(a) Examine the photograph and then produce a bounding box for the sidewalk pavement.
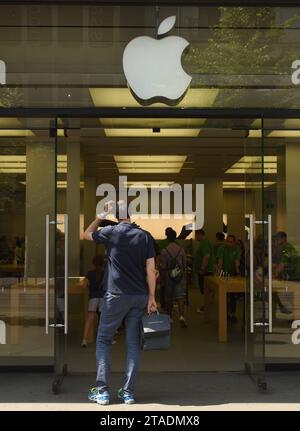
[0,371,300,411]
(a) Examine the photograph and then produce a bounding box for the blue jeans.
[95,292,148,394]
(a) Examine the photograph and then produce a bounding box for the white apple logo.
[123,16,192,106]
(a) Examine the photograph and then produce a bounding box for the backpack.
[165,247,183,283]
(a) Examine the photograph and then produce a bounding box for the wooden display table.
[0,264,24,276]
[204,276,300,342]
[204,276,245,343]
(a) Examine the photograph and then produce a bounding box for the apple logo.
[122,16,192,106]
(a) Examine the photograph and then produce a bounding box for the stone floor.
[1,371,300,410]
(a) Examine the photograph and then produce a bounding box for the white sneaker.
[179,316,188,328]
[81,340,87,347]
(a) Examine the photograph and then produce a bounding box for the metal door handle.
[45,214,69,335]
[268,214,273,333]
[64,214,68,335]
[249,214,273,333]
[45,214,50,334]
[249,214,254,333]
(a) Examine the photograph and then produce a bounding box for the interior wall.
[223,190,245,241]
[193,177,223,243]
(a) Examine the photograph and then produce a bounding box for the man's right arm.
[146,257,157,314]
[83,200,115,242]
[83,217,101,241]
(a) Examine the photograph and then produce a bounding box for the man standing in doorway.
[83,201,157,405]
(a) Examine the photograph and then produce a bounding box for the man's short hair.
[165,227,173,236]
[227,234,236,241]
[166,229,177,242]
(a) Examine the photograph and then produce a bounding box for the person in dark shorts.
[83,200,157,405]
[81,255,105,347]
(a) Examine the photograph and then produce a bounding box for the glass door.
[0,116,56,369]
[49,112,271,391]
[263,117,300,369]
[53,117,86,392]
[244,117,269,390]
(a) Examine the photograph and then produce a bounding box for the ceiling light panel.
[89,88,218,108]
[248,130,262,138]
[284,119,300,129]
[124,181,174,188]
[0,129,34,137]
[223,181,275,189]
[225,156,277,174]
[115,156,186,163]
[268,130,300,138]
[104,128,200,137]
[114,155,187,174]
[118,168,182,174]
[0,155,67,174]
[100,118,206,128]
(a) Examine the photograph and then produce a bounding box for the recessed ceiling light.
[124,181,175,188]
[105,128,200,137]
[268,130,300,138]
[20,181,85,189]
[114,155,187,174]
[223,181,275,189]
[0,155,67,173]
[89,88,219,108]
[284,119,300,128]
[248,130,262,138]
[0,129,34,137]
[225,156,277,174]
[100,118,206,128]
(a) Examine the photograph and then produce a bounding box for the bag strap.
[165,246,182,263]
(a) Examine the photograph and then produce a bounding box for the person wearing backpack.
[159,228,187,328]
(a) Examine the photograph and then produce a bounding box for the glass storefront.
[1,3,300,392]
[0,4,300,109]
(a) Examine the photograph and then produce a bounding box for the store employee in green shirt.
[216,234,241,323]
[275,231,300,281]
[194,229,215,313]
[216,234,241,276]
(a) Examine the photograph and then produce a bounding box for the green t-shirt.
[194,239,215,273]
[281,242,300,280]
[217,244,240,275]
